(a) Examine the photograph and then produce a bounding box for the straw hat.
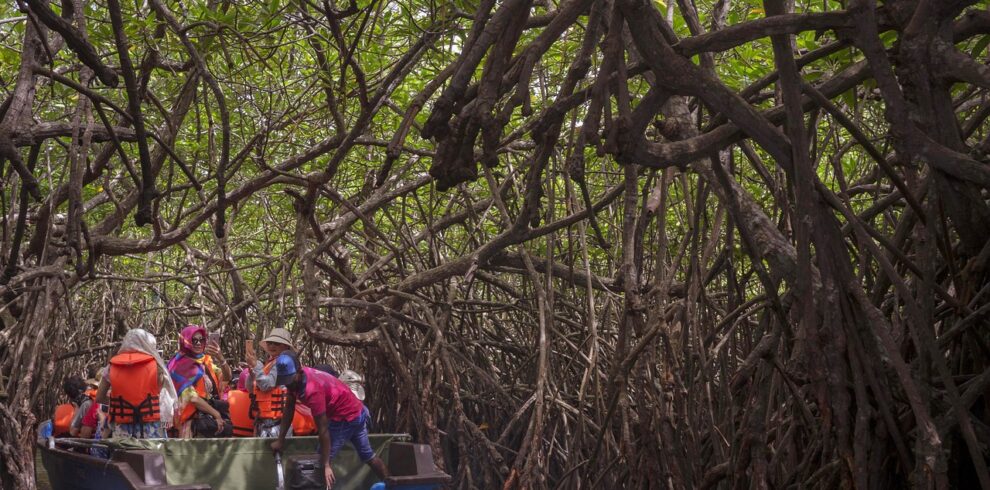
[261,328,294,349]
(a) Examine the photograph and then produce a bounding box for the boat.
[38,434,451,489]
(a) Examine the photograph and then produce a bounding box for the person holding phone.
[167,325,231,438]
[244,328,294,437]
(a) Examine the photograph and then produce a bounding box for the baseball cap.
[273,351,302,387]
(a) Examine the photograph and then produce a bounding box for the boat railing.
[47,437,114,449]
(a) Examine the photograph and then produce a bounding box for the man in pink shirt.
[270,351,388,487]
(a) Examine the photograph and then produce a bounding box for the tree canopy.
[2,0,990,488]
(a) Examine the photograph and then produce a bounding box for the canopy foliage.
[2,0,990,488]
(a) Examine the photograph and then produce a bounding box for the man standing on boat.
[244,327,295,437]
[270,351,389,487]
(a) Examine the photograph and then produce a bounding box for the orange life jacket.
[177,356,221,425]
[53,403,75,436]
[228,389,254,437]
[291,403,317,436]
[108,352,161,424]
[53,388,97,437]
[253,359,286,420]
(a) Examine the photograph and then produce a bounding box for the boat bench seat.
[384,443,452,488]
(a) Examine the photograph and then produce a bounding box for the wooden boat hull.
[38,434,409,490]
[39,444,207,490]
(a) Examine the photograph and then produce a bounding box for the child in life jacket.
[95,329,178,439]
[244,328,296,437]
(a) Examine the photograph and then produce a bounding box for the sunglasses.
[190,336,206,345]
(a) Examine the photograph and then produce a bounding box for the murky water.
[35,451,52,490]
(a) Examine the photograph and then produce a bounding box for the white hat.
[340,369,365,401]
[261,328,294,350]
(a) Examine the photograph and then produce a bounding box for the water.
[35,451,52,490]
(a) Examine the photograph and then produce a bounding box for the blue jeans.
[327,406,374,462]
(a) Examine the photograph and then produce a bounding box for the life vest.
[253,359,286,420]
[228,389,254,437]
[176,356,221,425]
[108,352,161,424]
[291,403,317,436]
[53,404,75,436]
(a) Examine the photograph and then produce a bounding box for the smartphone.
[245,340,254,355]
[208,331,221,345]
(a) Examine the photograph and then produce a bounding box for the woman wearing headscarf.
[167,325,229,438]
[95,329,178,439]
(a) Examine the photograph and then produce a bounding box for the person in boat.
[313,365,367,402]
[77,398,102,439]
[78,372,111,457]
[94,328,178,439]
[314,364,372,432]
[52,375,88,437]
[291,400,318,436]
[68,377,101,438]
[244,327,295,437]
[338,370,367,402]
[218,366,232,402]
[270,351,388,487]
[313,364,339,377]
[227,384,255,438]
[229,358,317,438]
[76,373,105,439]
[236,363,250,390]
[167,325,231,438]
